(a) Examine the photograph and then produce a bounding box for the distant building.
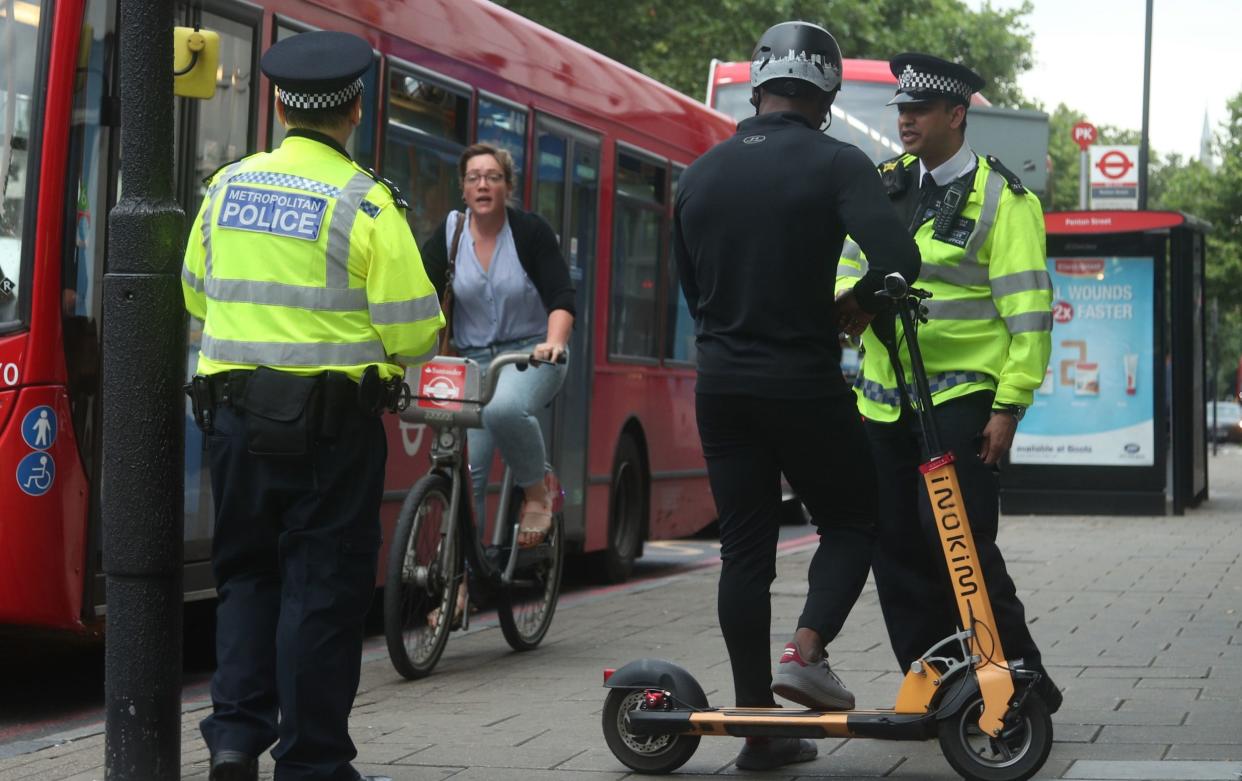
[1200,110,1217,172]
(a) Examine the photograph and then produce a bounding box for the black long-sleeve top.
[673,111,921,398]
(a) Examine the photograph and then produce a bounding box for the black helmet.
[750,21,843,95]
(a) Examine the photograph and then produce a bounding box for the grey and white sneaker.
[770,642,855,710]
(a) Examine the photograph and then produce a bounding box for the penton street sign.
[1089,144,1139,210]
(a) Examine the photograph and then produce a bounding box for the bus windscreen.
[712,80,903,163]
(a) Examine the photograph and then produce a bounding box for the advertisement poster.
[1011,256,1155,466]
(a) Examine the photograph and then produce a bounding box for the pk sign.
[1071,121,1098,151]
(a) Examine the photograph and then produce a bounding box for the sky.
[976,0,1241,160]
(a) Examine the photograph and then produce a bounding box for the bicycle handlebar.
[475,350,567,408]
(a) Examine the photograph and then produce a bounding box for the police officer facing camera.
[673,21,920,772]
[835,53,1062,714]
[182,31,443,781]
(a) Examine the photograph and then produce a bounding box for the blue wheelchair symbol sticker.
[17,451,56,497]
[21,405,57,450]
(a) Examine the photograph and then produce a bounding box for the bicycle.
[383,351,566,680]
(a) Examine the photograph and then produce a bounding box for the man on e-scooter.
[836,53,1062,712]
[672,21,921,772]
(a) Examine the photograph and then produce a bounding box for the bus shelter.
[1001,211,1210,516]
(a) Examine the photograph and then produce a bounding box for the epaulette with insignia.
[877,154,914,197]
[358,165,410,210]
[201,153,259,187]
[985,155,1027,195]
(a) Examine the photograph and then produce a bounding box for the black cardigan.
[421,206,576,316]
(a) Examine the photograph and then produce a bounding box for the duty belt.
[205,370,359,413]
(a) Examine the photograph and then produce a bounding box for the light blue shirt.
[448,210,547,349]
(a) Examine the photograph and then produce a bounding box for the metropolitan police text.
[218,185,328,242]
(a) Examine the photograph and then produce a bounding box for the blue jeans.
[457,336,567,536]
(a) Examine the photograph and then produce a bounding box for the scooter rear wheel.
[602,689,700,774]
[938,690,1053,781]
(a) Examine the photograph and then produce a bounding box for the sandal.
[426,581,467,631]
[517,498,553,549]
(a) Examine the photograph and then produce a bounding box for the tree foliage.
[1152,95,1242,397]
[493,0,1034,106]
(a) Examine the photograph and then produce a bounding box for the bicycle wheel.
[384,472,461,679]
[496,507,564,651]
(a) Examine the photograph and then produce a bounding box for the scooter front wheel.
[938,690,1052,781]
[602,689,700,774]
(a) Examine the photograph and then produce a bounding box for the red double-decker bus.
[0,0,733,635]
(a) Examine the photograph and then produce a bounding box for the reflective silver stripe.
[1004,311,1053,334]
[919,261,989,288]
[991,269,1052,298]
[202,162,246,280]
[838,265,863,279]
[325,173,376,289]
[841,239,862,261]
[182,266,203,293]
[370,293,442,325]
[392,344,440,366]
[201,334,386,366]
[206,278,368,311]
[961,169,1005,265]
[924,297,999,320]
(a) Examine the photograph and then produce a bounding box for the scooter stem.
[881,272,1015,738]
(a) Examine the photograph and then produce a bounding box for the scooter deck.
[628,706,938,741]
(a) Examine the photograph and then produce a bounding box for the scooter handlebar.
[874,272,933,302]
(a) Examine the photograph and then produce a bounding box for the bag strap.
[439,211,467,355]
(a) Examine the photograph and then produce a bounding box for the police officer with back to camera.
[835,53,1062,713]
[673,21,921,771]
[181,31,444,781]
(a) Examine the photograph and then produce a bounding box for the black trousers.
[866,391,1043,674]
[200,403,386,781]
[696,392,878,708]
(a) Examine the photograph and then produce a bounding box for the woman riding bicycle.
[422,143,574,599]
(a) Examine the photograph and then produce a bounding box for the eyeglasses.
[463,172,505,186]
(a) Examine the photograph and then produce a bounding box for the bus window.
[533,130,566,236]
[383,68,468,246]
[269,23,378,168]
[476,96,526,204]
[191,12,257,198]
[610,150,665,361]
[60,0,113,477]
[0,0,44,332]
[664,165,694,365]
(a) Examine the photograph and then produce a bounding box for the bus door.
[170,0,262,599]
[531,115,600,547]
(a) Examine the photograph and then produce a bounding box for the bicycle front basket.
[400,356,483,427]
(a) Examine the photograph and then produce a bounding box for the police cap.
[261,31,372,110]
[886,52,984,107]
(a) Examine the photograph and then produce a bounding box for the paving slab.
[2,447,1240,780]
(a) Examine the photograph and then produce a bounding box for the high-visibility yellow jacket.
[835,153,1052,422]
[182,132,444,382]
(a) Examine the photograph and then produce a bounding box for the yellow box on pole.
[173,26,220,100]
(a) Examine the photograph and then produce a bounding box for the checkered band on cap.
[898,64,973,102]
[278,78,364,110]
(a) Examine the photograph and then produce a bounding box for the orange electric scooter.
[601,273,1054,781]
